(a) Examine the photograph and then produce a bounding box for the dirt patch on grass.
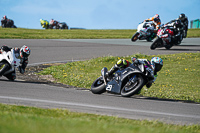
[16,63,87,90]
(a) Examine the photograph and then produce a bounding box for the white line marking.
[0,96,199,119]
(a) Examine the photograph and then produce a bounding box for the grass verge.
[0,103,199,133]
[39,52,200,103]
[0,28,200,39]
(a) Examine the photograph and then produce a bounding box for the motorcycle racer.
[1,15,15,28]
[0,45,31,80]
[40,19,49,29]
[106,57,163,88]
[164,19,183,44]
[49,19,59,29]
[167,13,188,38]
[145,14,161,31]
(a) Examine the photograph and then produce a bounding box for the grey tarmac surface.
[0,38,200,125]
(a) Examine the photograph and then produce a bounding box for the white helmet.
[20,45,30,58]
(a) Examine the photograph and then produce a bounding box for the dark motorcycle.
[58,22,69,29]
[91,63,154,97]
[1,19,17,28]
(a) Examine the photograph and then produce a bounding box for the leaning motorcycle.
[91,63,154,97]
[131,21,156,42]
[0,49,20,80]
[150,28,177,50]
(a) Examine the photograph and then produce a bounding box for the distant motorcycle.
[150,28,180,50]
[91,63,154,97]
[1,19,17,28]
[131,21,156,42]
[49,20,59,29]
[58,22,69,29]
[0,49,20,80]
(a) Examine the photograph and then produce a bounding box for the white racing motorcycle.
[131,21,156,42]
[0,49,21,80]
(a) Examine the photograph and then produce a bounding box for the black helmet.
[179,13,186,21]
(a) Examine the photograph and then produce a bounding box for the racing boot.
[105,65,118,80]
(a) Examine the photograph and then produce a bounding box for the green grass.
[0,103,199,133]
[39,52,200,103]
[0,27,200,39]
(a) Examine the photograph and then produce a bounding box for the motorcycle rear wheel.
[121,75,144,97]
[91,76,106,94]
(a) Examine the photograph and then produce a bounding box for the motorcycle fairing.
[0,49,20,75]
[105,64,145,94]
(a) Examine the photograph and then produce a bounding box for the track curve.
[0,38,199,125]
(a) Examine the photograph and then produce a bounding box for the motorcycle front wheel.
[150,37,162,50]
[165,44,173,50]
[131,32,139,42]
[0,62,10,76]
[121,75,144,97]
[91,76,106,94]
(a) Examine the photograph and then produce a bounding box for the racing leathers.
[40,19,49,29]
[106,59,131,78]
[1,17,14,28]
[164,20,183,44]
[145,16,161,31]
[132,58,157,88]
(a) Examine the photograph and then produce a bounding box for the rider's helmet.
[20,45,31,58]
[151,57,163,73]
[179,13,186,21]
[154,14,160,19]
[3,15,7,20]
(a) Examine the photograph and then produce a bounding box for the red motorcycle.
[150,28,175,50]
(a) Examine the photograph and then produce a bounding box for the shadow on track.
[0,78,48,85]
[99,91,199,104]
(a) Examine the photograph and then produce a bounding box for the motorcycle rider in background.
[105,57,163,88]
[40,19,49,29]
[0,45,31,80]
[163,19,183,45]
[167,13,188,38]
[49,19,59,29]
[1,15,14,28]
[144,14,161,38]
[145,14,161,31]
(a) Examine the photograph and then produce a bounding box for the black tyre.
[150,38,161,50]
[183,30,187,38]
[131,32,139,42]
[4,73,15,81]
[165,44,173,50]
[91,76,106,94]
[146,37,152,42]
[0,62,10,76]
[121,75,144,97]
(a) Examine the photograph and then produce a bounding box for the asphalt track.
[0,38,200,125]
